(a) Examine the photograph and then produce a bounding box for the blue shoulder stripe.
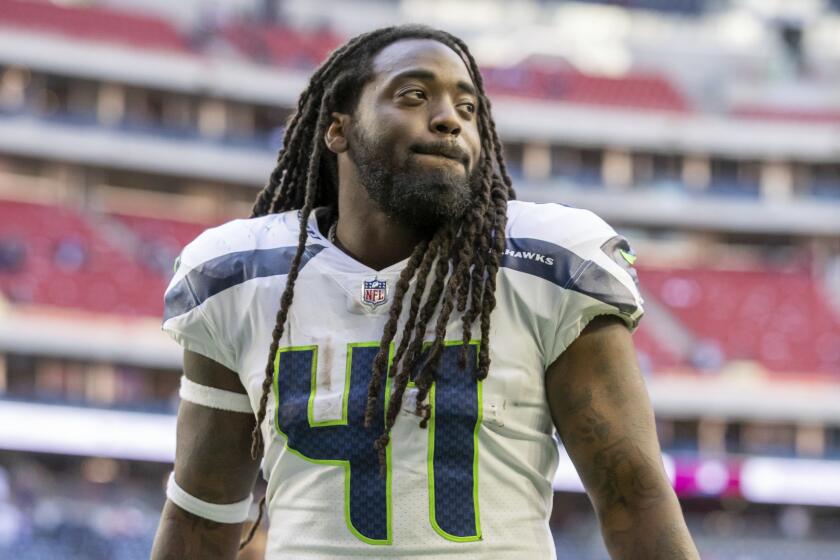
[500,237,638,315]
[163,244,326,321]
[163,237,637,322]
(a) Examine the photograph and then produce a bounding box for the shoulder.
[505,200,615,251]
[502,200,627,274]
[501,200,643,324]
[164,211,311,322]
[175,212,299,271]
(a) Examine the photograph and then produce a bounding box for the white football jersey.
[162,200,643,559]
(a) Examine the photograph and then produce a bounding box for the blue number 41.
[273,341,482,545]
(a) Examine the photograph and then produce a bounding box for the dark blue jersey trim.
[500,237,639,316]
[164,236,638,322]
[163,244,326,321]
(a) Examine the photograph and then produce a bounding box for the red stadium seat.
[0,0,190,52]
[638,266,840,375]
[111,213,208,250]
[632,324,682,371]
[482,66,691,112]
[0,200,166,317]
[221,22,342,68]
[220,22,691,113]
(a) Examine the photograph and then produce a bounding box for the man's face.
[346,39,482,232]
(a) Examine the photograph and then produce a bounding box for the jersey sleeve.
[161,225,240,372]
[506,202,644,368]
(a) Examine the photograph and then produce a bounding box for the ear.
[324,112,350,154]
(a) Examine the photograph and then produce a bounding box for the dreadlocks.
[247,24,515,470]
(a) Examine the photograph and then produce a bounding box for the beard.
[347,126,479,233]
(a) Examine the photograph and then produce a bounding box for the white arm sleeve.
[179,376,253,414]
[166,472,253,524]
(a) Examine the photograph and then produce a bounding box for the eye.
[459,102,476,114]
[401,89,427,100]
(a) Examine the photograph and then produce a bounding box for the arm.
[545,316,699,559]
[151,350,261,560]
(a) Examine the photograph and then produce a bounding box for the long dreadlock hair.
[247,22,515,478]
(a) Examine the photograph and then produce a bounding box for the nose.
[429,100,461,137]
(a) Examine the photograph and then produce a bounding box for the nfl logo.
[362,278,388,308]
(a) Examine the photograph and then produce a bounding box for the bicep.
[152,351,261,559]
[545,316,671,515]
[174,349,261,503]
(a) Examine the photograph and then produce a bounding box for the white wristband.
[179,375,253,414]
[166,472,253,524]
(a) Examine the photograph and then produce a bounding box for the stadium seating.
[168,6,690,115]
[638,266,840,375]
[220,21,692,112]
[0,200,165,317]
[5,199,839,377]
[0,0,189,52]
[482,66,691,112]
[632,324,682,372]
[1,0,694,122]
[108,213,211,278]
[110,213,208,253]
[221,22,343,68]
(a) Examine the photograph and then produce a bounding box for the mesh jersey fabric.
[162,200,644,559]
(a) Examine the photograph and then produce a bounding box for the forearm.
[545,318,700,559]
[151,500,244,560]
[598,492,699,559]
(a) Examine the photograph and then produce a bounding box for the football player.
[151,24,699,560]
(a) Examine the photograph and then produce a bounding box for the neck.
[334,166,425,271]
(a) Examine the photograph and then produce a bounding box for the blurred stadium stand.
[565,0,707,15]
[0,0,189,52]
[1,0,840,558]
[0,199,164,315]
[483,65,691,111]
[222,22,344,68]
[639,266,840,374]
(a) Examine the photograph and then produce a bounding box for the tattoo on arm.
[574,410,612,445]
[580,432,697,559]
[547,318,699,559]
[590,437,665,511]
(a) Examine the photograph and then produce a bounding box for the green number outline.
[425,340,483,542]
[273,342,395,545]
[273,340,483,545]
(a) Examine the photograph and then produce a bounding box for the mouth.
[411,145,469,167]
[415,153,462,167]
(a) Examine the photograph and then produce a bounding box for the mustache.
[410,142,470,166]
